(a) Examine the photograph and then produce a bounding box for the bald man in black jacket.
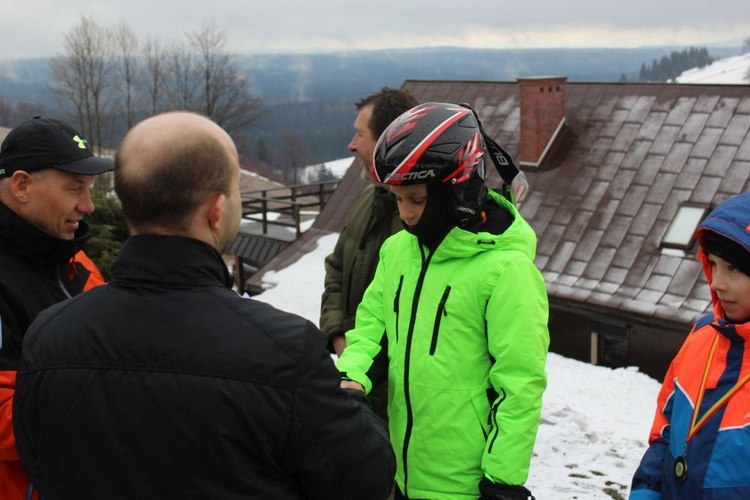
[13,112,395,500]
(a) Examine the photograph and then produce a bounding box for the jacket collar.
[111,234,234,290]
[416,189,538,262]
[711,317,750,342]
[0,200,89,267]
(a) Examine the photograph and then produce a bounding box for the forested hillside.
[636,47,715,82]
[0,44,741,176]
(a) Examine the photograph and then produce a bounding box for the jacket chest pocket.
[429,286,451,356]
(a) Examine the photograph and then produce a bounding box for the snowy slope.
[676,53,750,84]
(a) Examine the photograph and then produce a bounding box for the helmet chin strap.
[459,103,527,205]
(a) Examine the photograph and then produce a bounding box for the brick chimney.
[518,76,567,167]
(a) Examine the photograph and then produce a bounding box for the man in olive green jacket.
[320,87,418,356]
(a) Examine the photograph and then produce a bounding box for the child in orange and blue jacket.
[630,191,750,499]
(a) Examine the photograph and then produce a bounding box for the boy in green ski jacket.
[336,102,549,500]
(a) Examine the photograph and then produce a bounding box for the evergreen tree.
[257,136,270,163]
[636,47,714,82]
[83,188,129,280]
[314,164,337,182]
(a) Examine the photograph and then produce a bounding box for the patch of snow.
[298,156,355,183]
[676,53,750,84]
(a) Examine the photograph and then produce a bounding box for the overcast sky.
[1,0,747,60]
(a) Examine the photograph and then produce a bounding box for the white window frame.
[661,204,709,250]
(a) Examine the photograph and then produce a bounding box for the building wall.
[629,324,687,382]
[548,309,590,361]
[547,306,687,382]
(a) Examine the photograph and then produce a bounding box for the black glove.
[479,476,535,500]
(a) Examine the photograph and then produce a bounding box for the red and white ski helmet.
[371,102,486,187]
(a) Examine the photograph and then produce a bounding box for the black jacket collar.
[111,234,234,290]
[0,200,90,268]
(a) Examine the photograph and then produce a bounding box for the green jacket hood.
[428,189,538,263]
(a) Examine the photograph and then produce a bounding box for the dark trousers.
[369,381,389,422]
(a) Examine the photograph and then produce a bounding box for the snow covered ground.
[675,52,750,84]
[298,156,355,183]
[254,232,663,499]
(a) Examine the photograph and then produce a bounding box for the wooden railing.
[240,180,340,238]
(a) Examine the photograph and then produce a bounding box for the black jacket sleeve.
[285,322,395,500]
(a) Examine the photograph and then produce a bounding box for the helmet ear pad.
[451,173,487,228]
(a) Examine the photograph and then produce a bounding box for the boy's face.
[709,253,750,323]
[390,183,427,228]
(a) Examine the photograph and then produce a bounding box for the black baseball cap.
[0,117,113,178]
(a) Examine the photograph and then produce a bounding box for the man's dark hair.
[355,87,419,138]
[114,133,232,231]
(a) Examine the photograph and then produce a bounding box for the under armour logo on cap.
[73,135,87,149]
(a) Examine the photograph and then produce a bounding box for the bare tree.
[0,99,45,127]
[141,37,166,115]
[742,36,750,54]
[187,23,262,134]
[278,129,310,184]
[189,24,226,118]
[162,40,201,111]
[49,16,114,153]
[47,19,263,154]
[0,99,13,127]
[113,23,140,129]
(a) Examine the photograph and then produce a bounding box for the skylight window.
[661,204,709,250]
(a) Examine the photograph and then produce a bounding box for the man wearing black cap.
[0,116,113,499]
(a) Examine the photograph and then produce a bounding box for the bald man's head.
[115,112,239,233]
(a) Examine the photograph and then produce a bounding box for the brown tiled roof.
[404,80,750,328]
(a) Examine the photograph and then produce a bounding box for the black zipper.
[429,286,451,356]
[393,275,404,344]
[401,244,434,497]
